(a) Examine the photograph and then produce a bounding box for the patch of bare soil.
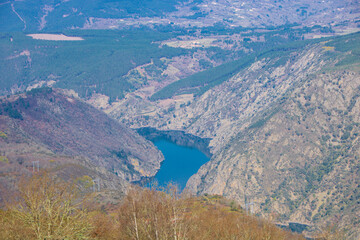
[27,34,84,41]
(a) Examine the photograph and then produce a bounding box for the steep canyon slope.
[103,33,360,237]
[187,70,360,235]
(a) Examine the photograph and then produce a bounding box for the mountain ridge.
[0,87,164,202]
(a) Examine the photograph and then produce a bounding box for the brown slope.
[0,88,163,182]
[0,112,132,206]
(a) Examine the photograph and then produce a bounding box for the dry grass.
[0,173,307,240]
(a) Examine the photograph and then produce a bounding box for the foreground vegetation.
[0,172,306,240]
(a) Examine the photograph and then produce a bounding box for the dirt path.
[11,3,26,31]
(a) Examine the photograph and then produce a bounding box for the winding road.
[11,3,26,31]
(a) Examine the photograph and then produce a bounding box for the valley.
[0,0,359,239]
[90,32,360,238]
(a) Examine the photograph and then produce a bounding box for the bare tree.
[5,171,91,240]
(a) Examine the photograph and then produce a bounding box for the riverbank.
[136,127,212,158]
[134,127,212,190]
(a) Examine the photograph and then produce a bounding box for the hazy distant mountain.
[1,0,358,31]
[0,0,193,32]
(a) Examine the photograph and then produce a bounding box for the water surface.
[153,139,210,190]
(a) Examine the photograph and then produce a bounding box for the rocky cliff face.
[0,88,163,199]
[183,35,360,237]
[187,70,360,236]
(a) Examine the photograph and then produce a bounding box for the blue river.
[152,139,210,191]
